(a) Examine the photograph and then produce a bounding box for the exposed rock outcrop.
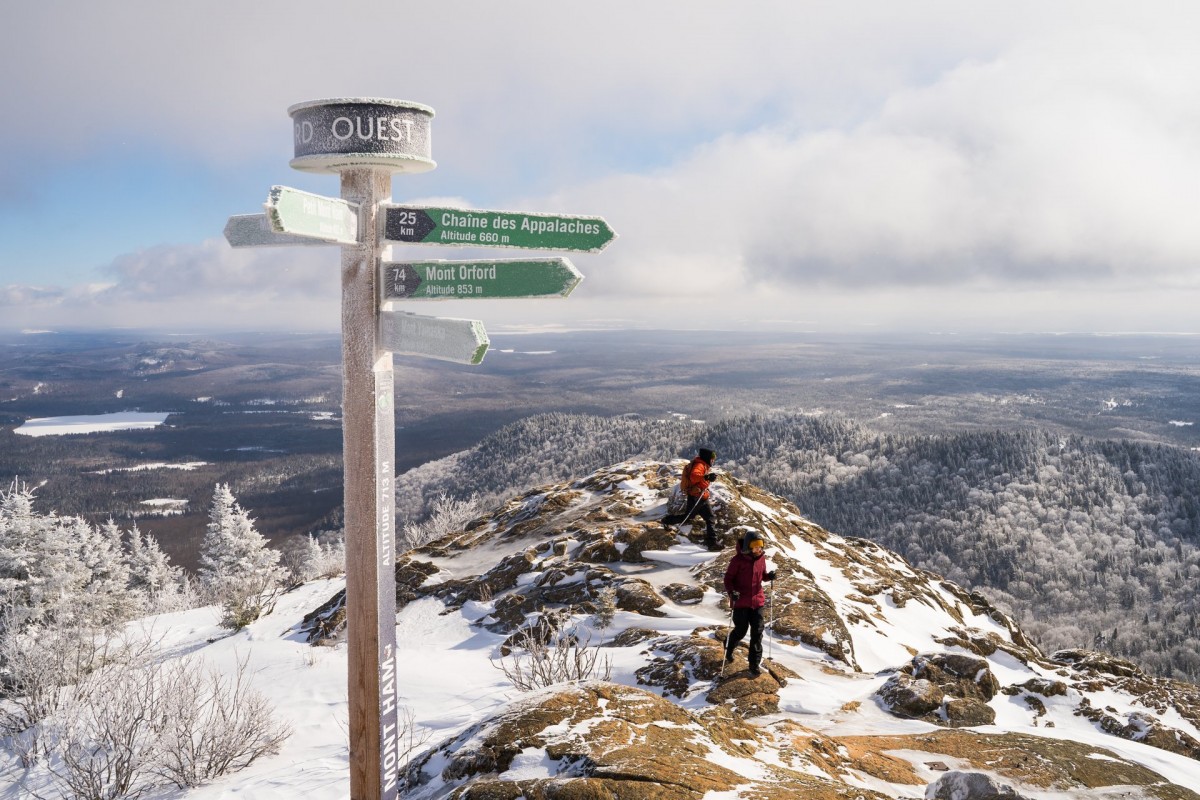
[300,459,1200,798]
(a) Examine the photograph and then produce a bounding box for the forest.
[394,411,1200,679]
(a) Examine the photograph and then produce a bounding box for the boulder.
[878,673,944,719]
[618,526,679,563]
[925,770,1032,800]
[661,583,705,605]
[613,578,667,617]
[944,698,996,727]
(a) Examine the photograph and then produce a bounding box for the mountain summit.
[302,460,1200,798]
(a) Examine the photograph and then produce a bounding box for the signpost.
[382,205,615,252]
[224,213,334,248]
[266,185,360,245]
[379,310,489,365]
[223,97,615,800]
[289,98,436,175]
[382,258,582,300]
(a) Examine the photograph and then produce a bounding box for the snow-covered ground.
[5,553,1198,799]
[13,412,171,437]
[92,462,209,474]
[4,463,1200,799]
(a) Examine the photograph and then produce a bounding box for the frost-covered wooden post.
[287,99,435,800]
[225,96,613,800]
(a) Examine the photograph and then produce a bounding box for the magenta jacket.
[723,550,766,609]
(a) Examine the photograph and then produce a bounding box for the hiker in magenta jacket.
[722,529,777,677]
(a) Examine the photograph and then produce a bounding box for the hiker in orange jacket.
[662,447,720,550]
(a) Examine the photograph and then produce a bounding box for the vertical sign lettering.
[376,372,398,796]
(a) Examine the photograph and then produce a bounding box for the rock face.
[302,459,1200,799]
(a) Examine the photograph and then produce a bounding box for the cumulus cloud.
[101,239,339,300]
[0,239,343,330]
[547,24,1200,298]
[5,2,1200,333]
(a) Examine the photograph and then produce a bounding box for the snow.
[14,411,170,437]
[5,562,1199,800]
[5,472,1200,800]
[137,498,188,516]
[92,461,209,474]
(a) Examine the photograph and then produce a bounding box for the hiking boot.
[748,664,761,678]
[705,539,721,552]
[724,651,735,664]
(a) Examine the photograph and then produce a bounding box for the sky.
[3,1,1200,335]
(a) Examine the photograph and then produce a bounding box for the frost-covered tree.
[0,480,91,632]
[198,484,285,629]
[76,519,138,627]
[399,493,483,552]
[126,523,186,614]
[284,531,345,584]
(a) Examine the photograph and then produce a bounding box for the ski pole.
[721,597,736,679]
[767,568,781,662]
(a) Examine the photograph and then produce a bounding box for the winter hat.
[741,529,765,553]
[698,447,716,464]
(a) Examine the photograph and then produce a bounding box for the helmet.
[741,529,765,554]
[698,447,716,464]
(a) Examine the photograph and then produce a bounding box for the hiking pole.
[767,570,778,663]
[674,491,703,528]
[720,595,736,680]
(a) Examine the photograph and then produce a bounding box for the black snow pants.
[662,494,717,542]
[725,606,765,668]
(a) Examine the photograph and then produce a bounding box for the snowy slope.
[5,460,1199,799]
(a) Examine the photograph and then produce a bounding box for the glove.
[729,590,740,602]
[705,472,717,481]
[765,570,777,581]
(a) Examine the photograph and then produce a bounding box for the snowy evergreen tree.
[198,484,285,629]
[0,480,91,632]
[283,531,345,585]
[76,519,138,627]
[126,522,185,614]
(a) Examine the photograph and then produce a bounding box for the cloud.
[5,2,1200,333]
[0,2,1057,170]
[0,239,342,331]
[547,24,1200,296]
[102,239,339,300]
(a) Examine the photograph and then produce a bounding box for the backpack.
[666,484,687,515]
[679,457,702,495]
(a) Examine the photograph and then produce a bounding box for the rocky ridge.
[303,460,1200,799]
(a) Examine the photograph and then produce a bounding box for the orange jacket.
[681,457,711,499]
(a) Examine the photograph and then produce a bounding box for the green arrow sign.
[378,310,489,365]
[381,206,615,252]
[381,258,582,301]
[266,185,359,244]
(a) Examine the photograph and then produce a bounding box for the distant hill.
[394,412,1200,679]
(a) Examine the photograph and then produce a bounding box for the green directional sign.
[266,185,359,244]
[381,258,582,300]
[381,205,615,253]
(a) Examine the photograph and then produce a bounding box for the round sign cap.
[289,98,436,174]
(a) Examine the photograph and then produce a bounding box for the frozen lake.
[14,411,171,437]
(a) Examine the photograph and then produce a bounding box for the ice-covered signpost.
[224,98,614,800]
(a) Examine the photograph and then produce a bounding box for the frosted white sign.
[378,310,489,365]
